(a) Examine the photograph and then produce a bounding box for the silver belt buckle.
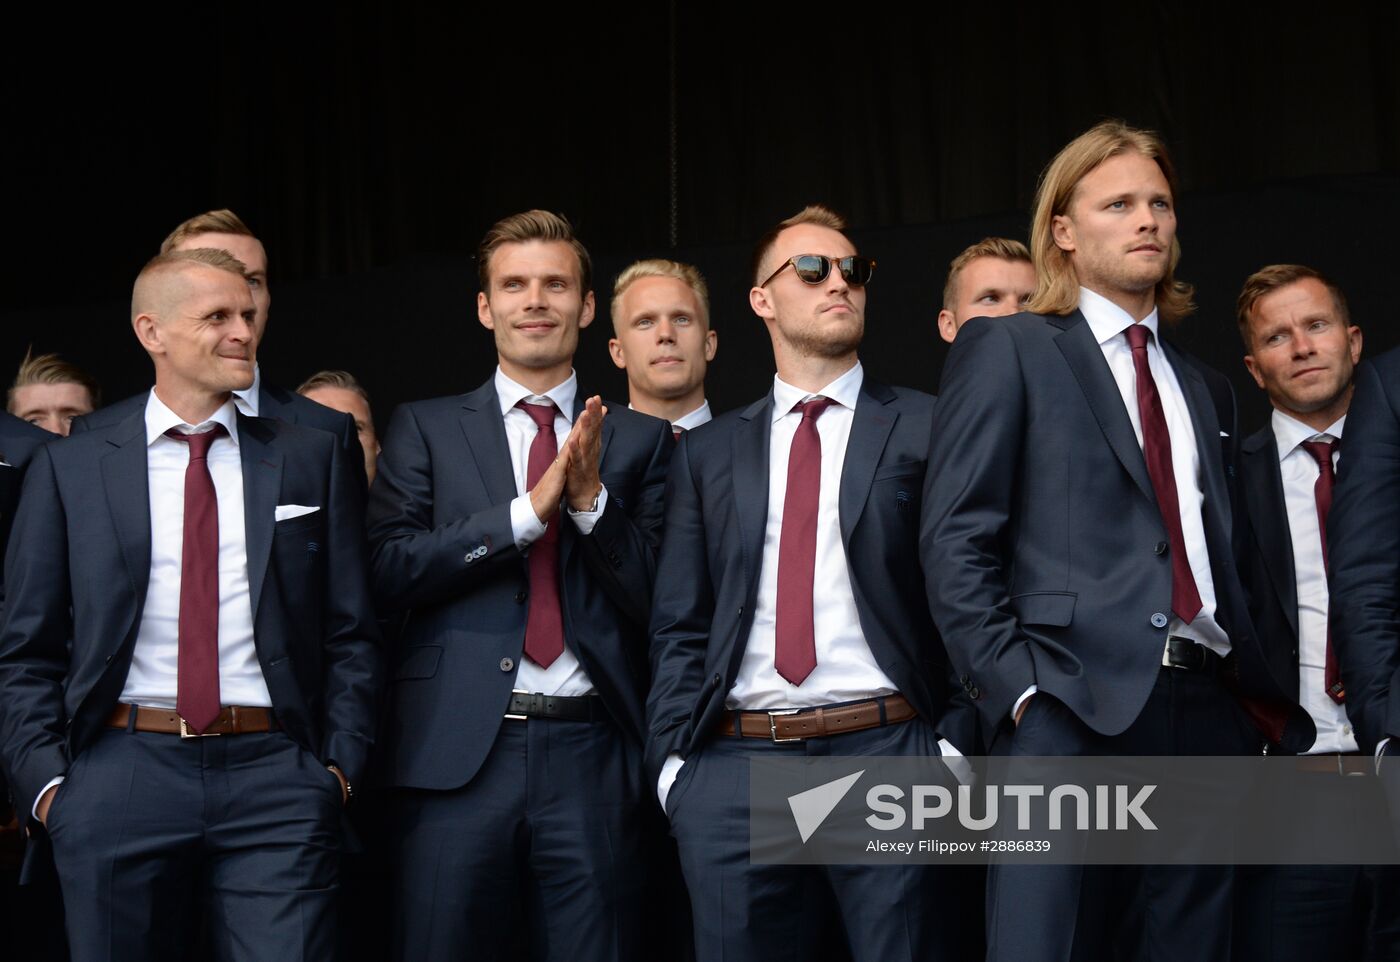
[505,688,529,721]
[179,717,222,739]
[768,708,802,743]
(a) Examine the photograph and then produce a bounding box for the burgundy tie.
[673,427,683,442]
[775,396,834,686]
[1301,439,1344,703]
[1124,324,1203,624]
[165,424,226,734]
[519,401,565,668]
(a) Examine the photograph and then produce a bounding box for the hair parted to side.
[132,248,249,320]
[750,204,849,285]
[611,259,711,331]
[160,209,255,254]
[942,237,1032,310]
[1235,264,1351,349]
[297,369,372,403]
[7,348,101,412]
[1027,120,1195,323]
[477,210,592,293]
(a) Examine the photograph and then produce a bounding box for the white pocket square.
[275,504,321,521]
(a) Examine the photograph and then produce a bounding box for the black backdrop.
[2,4,1398,437]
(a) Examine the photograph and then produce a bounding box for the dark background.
[2,4,1397,436]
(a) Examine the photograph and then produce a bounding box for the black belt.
[1163,636,1222,675]
[1295,752,1369,776]
[504,691,605,722]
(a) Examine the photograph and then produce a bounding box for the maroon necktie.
[1124,324,1203,624]
[1301,439,1344,703]
[166,425,226,734]
[520,401,565,668]
[673,427,683,442]
[775,396,834,685]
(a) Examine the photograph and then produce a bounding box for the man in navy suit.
[1232,264,1400,959]
[1331,345,1400,820]
[366,210,672,962]
[73,209,363,483]
[0,248,381,961]
[922,121,1303,962]
[646,204,980,962]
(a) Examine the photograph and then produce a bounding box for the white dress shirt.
[494,367,606,697]
[671,401,712,432]
[232,364,261,417]
[727,362,899,708]
[1013,289,1228,721]
[121,391,270,710]
[1272,410,1357,755]
[659,362,958,808]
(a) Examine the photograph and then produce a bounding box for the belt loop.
[730,710,741,737]
[877,696,888,727]
[126,705,138,733]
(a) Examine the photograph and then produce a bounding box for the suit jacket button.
[1150,612,1169,628]
[499,657,515,672]
[515,590,527,604]
[960,674,970,685]
[1154,541,1168,556]
[969,686,981,699]
[463,553,474,565]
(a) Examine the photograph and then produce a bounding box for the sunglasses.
[760,254,876,288]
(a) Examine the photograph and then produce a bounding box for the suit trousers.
[666,715,983,962]
[390,713,647,962]
[986,668,1259,962]
[47,724,344,962]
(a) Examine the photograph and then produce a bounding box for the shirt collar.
[494,366,578,420]
[1271,408,1345,463]
[771,361,864,423]
[232,363,261,417]
[672,400,712,432]
[145,390,241,447]
[1078,286,1161,348]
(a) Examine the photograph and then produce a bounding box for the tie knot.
[518,399,558,430]
[796,396,834,421]
[1301,439,1337,473]
[165,423,227,459]
[1124,323,1151,352]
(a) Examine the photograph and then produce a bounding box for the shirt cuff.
[937,738,974,786]
[566,483,607,536]
[657,752,685,811]
[33,775,64,820]
[510,494,548,550]
[1012,685,1039,723]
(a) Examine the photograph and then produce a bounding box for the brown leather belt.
[106,704,280,739]
[714,693,916,742]
[1294,752,1369,776]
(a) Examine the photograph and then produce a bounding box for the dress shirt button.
[1344,724,1353,735]
[1154,541,1168,556]
[499,657,515,672]
[515,590,527,604]
[1150,612,1169,629]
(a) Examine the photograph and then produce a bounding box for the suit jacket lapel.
[732,394,772,593]
[240,414,282,620]
[1242,431,1299,638]
[458,381,518,507]
[1053,311,1156,504]
[100,413,152,625]
[839,379,897,544]
[1162,340,1235,543]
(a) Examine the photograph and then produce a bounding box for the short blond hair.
[7,348,101,412]
[941,237,1032,310]
[297,369,372,404]
[132,248,249,320]
[477,210,591,293]
[1026,120,1195,323]
[160,209,255,254]
[751,204,849,285]
[610,259,710,332]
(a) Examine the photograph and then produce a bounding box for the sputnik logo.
[787,770,864,843]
